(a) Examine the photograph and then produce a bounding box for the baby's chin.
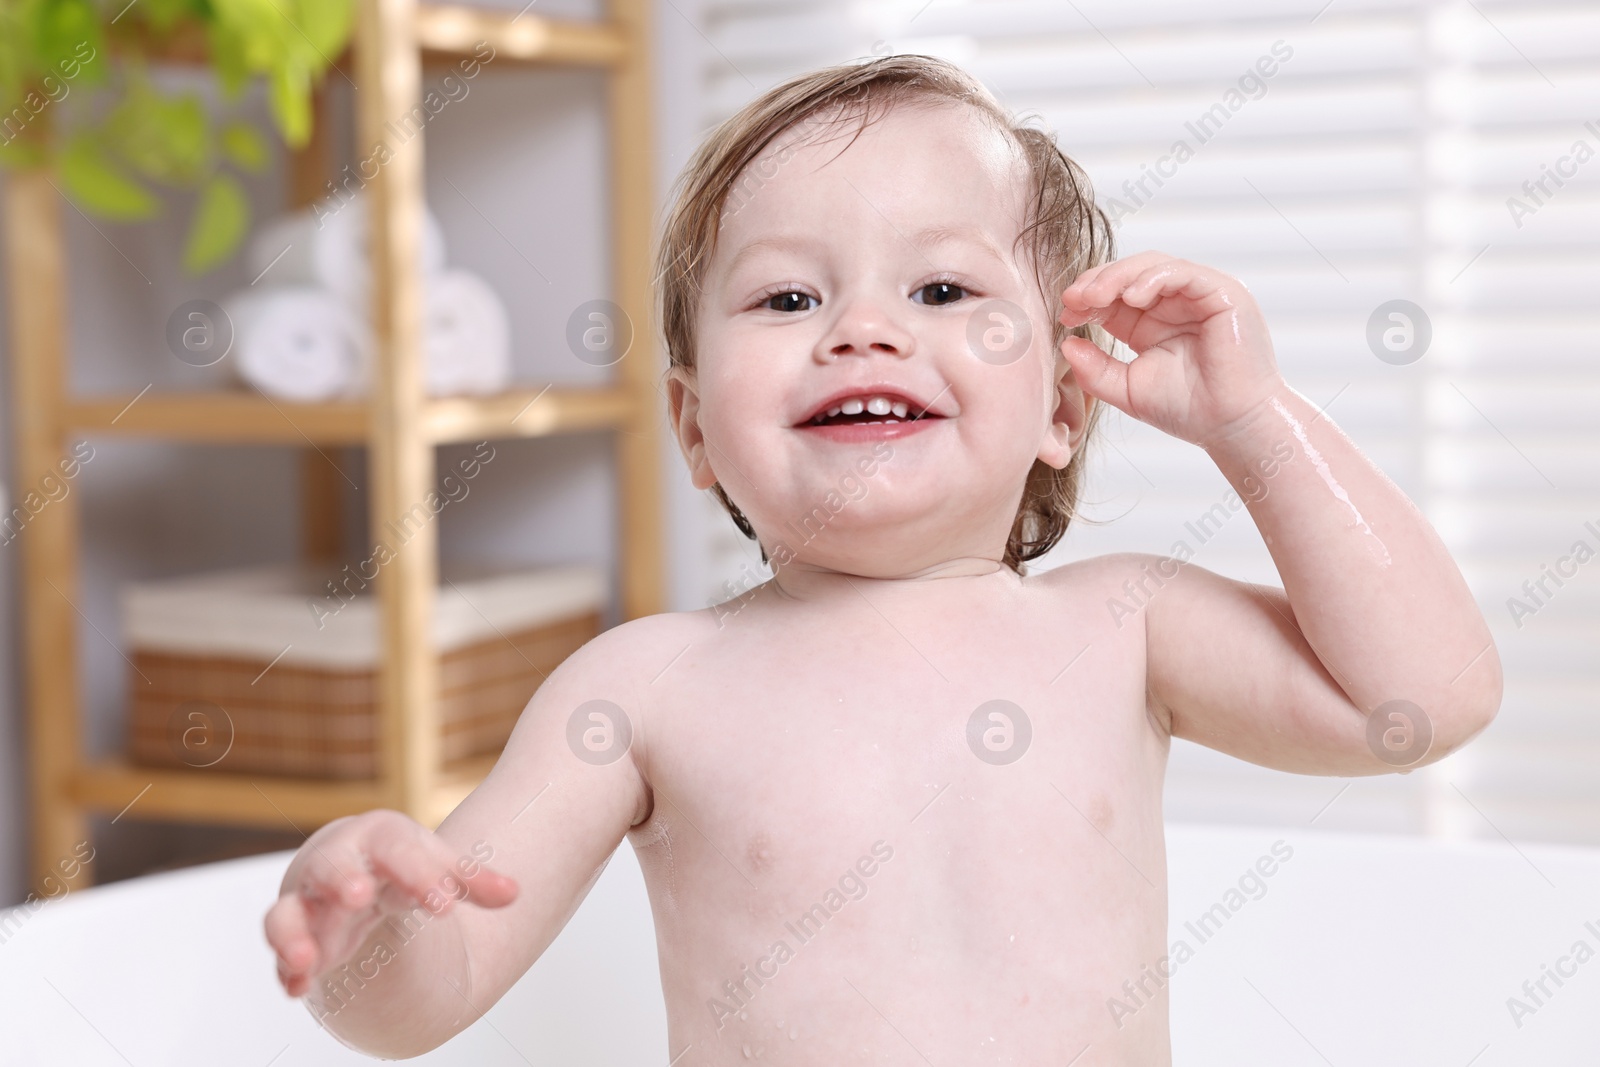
[756,513,999,578]
[767,545,1007,583]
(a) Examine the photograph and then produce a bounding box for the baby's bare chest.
[625,601,1172,1058]
[631,601,1167,930]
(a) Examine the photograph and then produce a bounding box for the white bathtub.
[2,822,1597,1065]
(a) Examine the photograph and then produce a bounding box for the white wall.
[0,0,715,905]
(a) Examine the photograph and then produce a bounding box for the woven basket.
[126,611,599,779]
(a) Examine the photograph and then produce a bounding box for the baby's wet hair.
[655,53,1116,573]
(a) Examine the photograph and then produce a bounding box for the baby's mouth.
[796,393,944,428]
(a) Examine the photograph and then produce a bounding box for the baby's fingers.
[1060,335,1133,416]
[364,829,459,912]
[264,892,318,994]
[1061,250,1176,309]
[298,842,373,910]
[1119,260,1234,314]
[456,862,519,908]
[364,824,517,915]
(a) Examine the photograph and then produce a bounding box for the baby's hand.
[1056,252,1284,448]
[262,810,518,998]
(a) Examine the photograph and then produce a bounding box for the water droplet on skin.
[789,1027,798,1040]
[742,1045,752,1059]
[1266,394,1392,567]
[1009,934,1015,942]
[739,1010,748,1020]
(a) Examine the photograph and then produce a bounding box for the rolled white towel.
[326,270,510,397]
[245,192,447,305]
[224,286,372,402]
[423,269,512,396]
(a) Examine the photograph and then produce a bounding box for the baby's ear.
[1039,346,1092,470]
[666,366,719,490]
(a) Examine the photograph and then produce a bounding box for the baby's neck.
[766,554,1017,604]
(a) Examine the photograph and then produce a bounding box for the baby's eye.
[764,291,816,313]
[914,281,966,306]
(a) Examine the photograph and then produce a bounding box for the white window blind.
[694,0,1600,846]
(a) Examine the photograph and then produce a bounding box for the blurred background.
[0,0,1594,908]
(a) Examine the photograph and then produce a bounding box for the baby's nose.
[816,299,915,361]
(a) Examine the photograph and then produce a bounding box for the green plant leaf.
[34,0,103,81]
[107,82,212,185]
[212,0,292,68]
[220,120,268,171]
[182,172,249,274]
[205,22,252,98]
[156,93,212,181]
[296,0,353,65]
[268,58,311,147]
[59,134,159,220]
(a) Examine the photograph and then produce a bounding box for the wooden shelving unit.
[4,0,663,892]
[64,384,640,444]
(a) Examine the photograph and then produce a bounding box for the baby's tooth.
[826,406,841,417]
[891,401,908,418]
[841,398,865,415]
[866,396,892,416]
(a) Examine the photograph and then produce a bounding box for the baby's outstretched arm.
[1059,252,1502,774]
[263,624,652,1057]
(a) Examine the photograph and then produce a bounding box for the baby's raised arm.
[263,621,653,1058]
[1059,253,1502,774]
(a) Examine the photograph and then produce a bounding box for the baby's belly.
[632,769,1171,1066]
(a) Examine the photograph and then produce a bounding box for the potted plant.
[0,0,354,272]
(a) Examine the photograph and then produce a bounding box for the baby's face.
[671,101,1087,574]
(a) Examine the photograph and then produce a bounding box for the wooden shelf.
[424,384,640,441]
[63,384,639,445]
[6,0,663,893]
[416,5,628,67]
[72,756,496,831]
[116,3,628,69]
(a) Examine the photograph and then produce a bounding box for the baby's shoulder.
[556,608,711,685]
[1027,551,1179,598]
[1027,551,1194,636]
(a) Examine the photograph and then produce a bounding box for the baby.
[263,55,1502,1064]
